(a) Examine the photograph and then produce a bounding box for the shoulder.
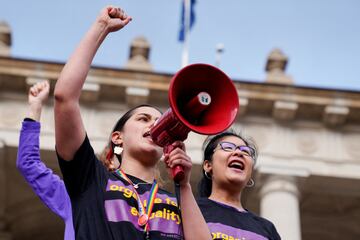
[196,198,214,209]
[246,211,280,237]
[197,197,212,207]
[197,198,236,212]
[247,211,273,225]
[196,198,222,215]
[157,187,176,198]
[57,134,94,163]
[197,197,211,204]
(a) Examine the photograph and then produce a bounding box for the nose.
[232,148,244,157]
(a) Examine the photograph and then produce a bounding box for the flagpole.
[181,0,191,67]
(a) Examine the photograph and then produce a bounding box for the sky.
[0,0,359,91]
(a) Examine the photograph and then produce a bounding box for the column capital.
[259,175,300,199]
[259,174,302,240]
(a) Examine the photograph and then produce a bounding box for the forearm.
[180,183,212,240]
[27,102,42,121]
[17,121,57,188]
[17,122,72,220]
[17,121,41,172]
[54,20,109,160]
[54,20,108,102]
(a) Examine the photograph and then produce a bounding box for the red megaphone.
[150,63,239,182]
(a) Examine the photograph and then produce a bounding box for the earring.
[246,178,255,188]
[114,146,123,155]
[204,171,212,180]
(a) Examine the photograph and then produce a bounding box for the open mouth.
[228,160,245,171]
[143,131,151,138]
[143,131,155,144]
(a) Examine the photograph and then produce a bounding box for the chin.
[227,174,248,185]
[144,147,162,160]
[228,178,246,186]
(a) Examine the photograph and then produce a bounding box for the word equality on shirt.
[108,184,178,207]
[131,207,181,225]
[107,182,181,225]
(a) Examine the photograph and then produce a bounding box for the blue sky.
[1,0,359,90]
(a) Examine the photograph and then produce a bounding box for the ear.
[111,131,123,146]
[203,160,213,174]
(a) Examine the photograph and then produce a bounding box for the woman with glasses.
[197,130,281,240]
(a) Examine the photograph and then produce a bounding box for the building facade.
[0,22,360,240]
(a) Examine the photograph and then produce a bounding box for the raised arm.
[17,81,72,220]
[54,6,131,160]
[165,142,212,240]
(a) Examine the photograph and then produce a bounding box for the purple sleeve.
[16,120,72,222]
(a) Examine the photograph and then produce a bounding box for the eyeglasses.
[215,141,256,159]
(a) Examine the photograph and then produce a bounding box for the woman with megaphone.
[197,130,281,240]
[54,6,211,240]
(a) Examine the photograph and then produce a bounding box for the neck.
[120,156,156,183]
[209,184,244,211]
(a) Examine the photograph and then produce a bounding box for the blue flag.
[178,0,196,42]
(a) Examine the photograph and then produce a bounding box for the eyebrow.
[221,141,248,146]
[135,113,160,120]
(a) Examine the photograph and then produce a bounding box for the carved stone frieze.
[295,129,319,155]
[238,123,270,151]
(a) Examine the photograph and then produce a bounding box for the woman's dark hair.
[104,104,162,166]
[197,129,258,198]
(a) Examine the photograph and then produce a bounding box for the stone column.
[259,176,301,240]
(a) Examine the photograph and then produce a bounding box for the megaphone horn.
[150,63,239,182]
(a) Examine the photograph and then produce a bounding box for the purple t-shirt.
[17,120,74,240]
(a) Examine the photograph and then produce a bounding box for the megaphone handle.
[164,145,185,183]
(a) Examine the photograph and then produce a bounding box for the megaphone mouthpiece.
[183,92,211,124]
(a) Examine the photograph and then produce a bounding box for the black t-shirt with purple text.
[58,135,183,240]
[197,198,281,240]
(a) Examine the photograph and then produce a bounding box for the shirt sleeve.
[57,134,106,198]
[16,120,72,221]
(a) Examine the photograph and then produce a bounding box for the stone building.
[1,22,360,240]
